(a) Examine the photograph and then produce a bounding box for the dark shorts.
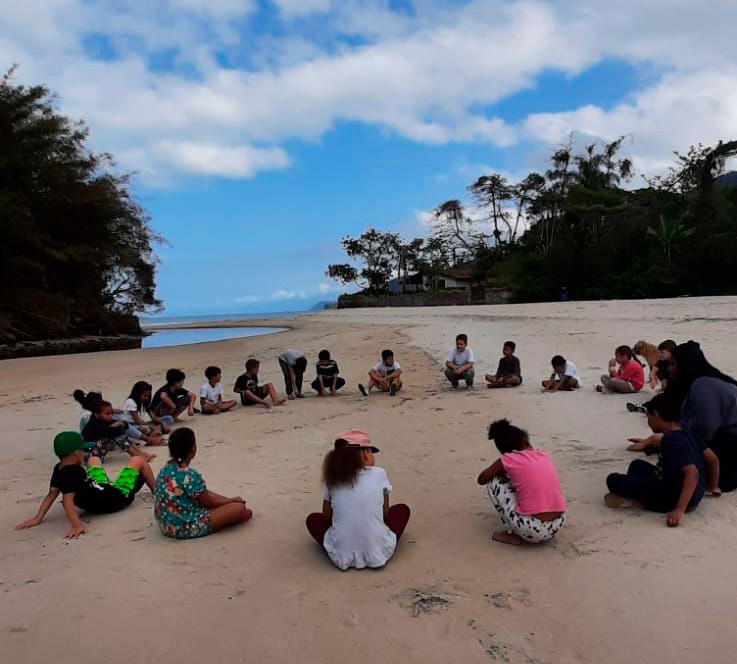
[240,387,268,405]
[75,467,145,514]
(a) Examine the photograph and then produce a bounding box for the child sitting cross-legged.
[597,345,645,394]
[15,431,154,539]
[485,340,522,388]
[200,366,237,414]
[477,419,567,545]
[82,399,155,463]
[154,428,253,539]
[605,393,711,526]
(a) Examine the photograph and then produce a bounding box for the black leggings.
[710,430,737,492]
[606,460,678,512]
[310,376,346,392]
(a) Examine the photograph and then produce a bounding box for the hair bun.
[487,418,511,440]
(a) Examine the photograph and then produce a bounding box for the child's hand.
[666,508,684,527]
[15,517,42,530]
[64,524,87,539]
[112,421,125,428]
[626,438,648,452]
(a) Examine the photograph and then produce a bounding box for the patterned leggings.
[487,477,566,542]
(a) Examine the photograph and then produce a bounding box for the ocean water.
[141,326,287,349]
[139,311,298,326]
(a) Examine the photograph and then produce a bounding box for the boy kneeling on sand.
[16,431,154,539]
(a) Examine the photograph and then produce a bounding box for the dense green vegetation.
[0,70,161,343]
[329,138,737,302]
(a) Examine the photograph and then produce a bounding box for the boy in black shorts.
[15,432,155,539]
[234,358,285,408]
[151,369,196,421]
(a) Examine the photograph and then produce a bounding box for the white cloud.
[271,283,340,300]
[2,1,737,183]
[153,141,291,178]
[235,294,261,303]
[271,0,332,19]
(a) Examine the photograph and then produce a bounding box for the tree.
[647,213,694,266]
[468,174,514,243]
[326,227,399,293]
[0,69,162,341]
[431,200,482,263]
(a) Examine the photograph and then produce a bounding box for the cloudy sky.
[2,1,736,314]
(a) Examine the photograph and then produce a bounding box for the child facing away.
[305,429,410,570]
[233,358,285,408]
[597,345,645,394]
[541,355,581,391]
[312,349,346,396]
[278,350,308,399]
[477,419,566,545]
[485,341,522,388]
[123,381,174,434]
[200,366,237,414]
[15,431,154,539]
[151,369,196,421]
[359,349,402,397]
[154,428,252,539]
[605,393,710,526]
[82,399,155,463]
[444,333,475,389]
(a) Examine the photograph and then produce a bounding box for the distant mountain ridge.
[715,171,737,187]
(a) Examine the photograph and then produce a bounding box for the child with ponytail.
[477,419,566,545]
[305,429,410,570]
[154,428,252,539]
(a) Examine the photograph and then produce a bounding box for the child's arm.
[495,358,504,378]
[477,459,505,485]
[160,391,176,409]
[383,491,390,518]
[61,493,87,539]
[369,369,382,382]
[388,369,402,379]
[666,465,699,527]
[131,410,146,426]
[703,448,721,495]
[196,490,245,509]
[15,488,61,530]
[627,433,663,451]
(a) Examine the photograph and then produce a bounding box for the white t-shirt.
[373,359,401,378]
[555,360,581,386]
[322,466,396,570]
[121,398,139,423]
[200,381,223,404]
[447,347,474,366]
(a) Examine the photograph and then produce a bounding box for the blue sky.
[2,1,737,314]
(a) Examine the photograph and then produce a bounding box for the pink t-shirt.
[501,449,566,515]
[615,359,645,391]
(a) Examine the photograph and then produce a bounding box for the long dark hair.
[669,341,737,402]
[488,418,529,454]
[128,381,153,413]
[322,445,366,488]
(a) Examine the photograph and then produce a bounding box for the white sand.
[2,297,737,663]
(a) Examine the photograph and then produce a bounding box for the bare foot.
[708,487,722,497]
[604,492,645,509]
[595,385,604,393]
[492,530,523,546]
[275,398,286,406]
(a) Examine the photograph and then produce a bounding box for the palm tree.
[647,214,694,265]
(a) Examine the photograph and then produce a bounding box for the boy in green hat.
[15,431,155,539]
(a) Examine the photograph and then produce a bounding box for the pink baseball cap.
[334,428,379,453]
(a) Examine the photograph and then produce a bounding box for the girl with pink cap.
[306,429,410,570]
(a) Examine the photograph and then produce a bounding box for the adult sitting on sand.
[305,429,410,570]
[477,419,566,545]
[627,341,737,493]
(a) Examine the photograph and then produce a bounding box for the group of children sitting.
[14,334,717,570]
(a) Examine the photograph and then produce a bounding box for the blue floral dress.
[154,462,212,539]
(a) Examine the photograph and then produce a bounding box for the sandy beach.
[2,297,737,664]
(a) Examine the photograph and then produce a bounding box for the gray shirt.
[682,377,737,448]
[278,349,305,367]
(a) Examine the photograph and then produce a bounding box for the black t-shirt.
[151,385,189,410]
[234,372,259,393]
[50,463,137,514]
[50,464,102,511]
[81,415,126,442]
[496,356,521,378]
[316,360,340,379]
[658,429,705,508]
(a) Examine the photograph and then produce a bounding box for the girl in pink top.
[477,419,567,546]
